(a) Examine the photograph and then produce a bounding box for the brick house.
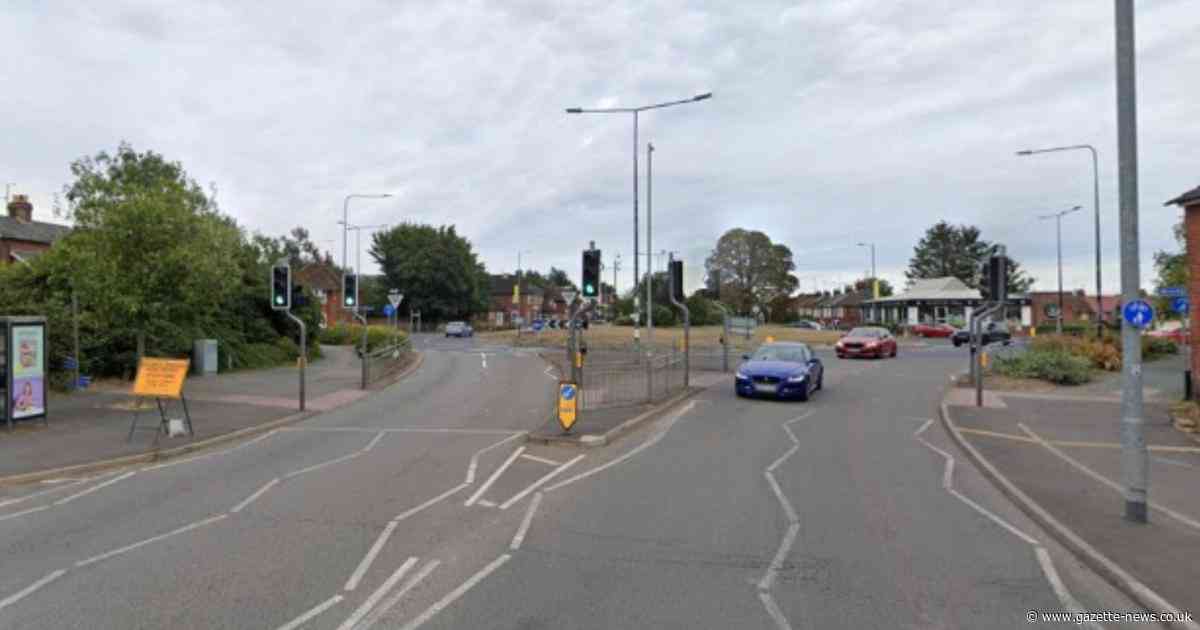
[486,274,544,326]
[1027,290,1096,328]
[1165,183,1200,383]
[0,195,70,264]
[294,262,346,327]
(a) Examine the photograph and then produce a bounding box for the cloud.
[3,1,1197,297]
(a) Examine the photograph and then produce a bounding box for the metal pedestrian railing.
[364,338,414,385]
[545,348,686,411]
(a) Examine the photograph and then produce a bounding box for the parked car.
[734,342,824,402]
[786,320,823,330]
[1146,328,1186,344]
[835,326,897,359]
[951,322,1011,347]
[445,321,474,338]
[910,322,956,338]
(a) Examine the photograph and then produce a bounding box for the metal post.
[1115,0,1147,524]
[1090,146,1104,338]
[72,290,80,390]
[1056,214,1064,335]
[357,312,369,390]
[646,142,654,347]
[668,253,690,388]
[285,312,307,411]
[713,301,731,372]
[633,110,641,349]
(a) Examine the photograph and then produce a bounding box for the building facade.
[0,195,70,265]
[860,277,1032,328]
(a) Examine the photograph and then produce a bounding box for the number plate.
[754,383,778,394]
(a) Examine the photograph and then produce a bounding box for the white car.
[445,321,474,337]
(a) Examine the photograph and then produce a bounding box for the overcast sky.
[5,1,1198,297]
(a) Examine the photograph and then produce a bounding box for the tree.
[704,228,799,315]
[546,267,576,291]
[370,223,489,321]
[906,221,1033,295]
[849,277,895,297]
[1153,222,1186,319]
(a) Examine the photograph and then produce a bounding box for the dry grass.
[477,324,844,350]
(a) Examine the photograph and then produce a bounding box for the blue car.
[734,342,824,401]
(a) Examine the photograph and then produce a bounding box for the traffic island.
[527,386,702,448]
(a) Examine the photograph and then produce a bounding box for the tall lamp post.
[341,222,389,313]
[1038,206,1082,335]
[342,193,392,315]
[856,242,877,298]
[1017,145,1103,337]
[566,92,712,348]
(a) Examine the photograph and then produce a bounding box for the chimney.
[7,194,33,223]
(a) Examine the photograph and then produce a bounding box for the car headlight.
[736,371,749,380]
[787,373,807,383]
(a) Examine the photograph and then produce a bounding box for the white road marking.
[53,470,137,505]
[1035,547,1103,630]
[1018,423,1200,532]
[1153,455,1198,469]
[394,483,470,522]
[758,591,794,630]
[362,431,386,453]
[397,554,511,630]
[499,454,585,510]
[75,513,228,568]
[464,446,525,506]
[758,522,799,592]
[0,504,50,523]
[358,559,441,630]
[0,569,66,611]
[480,352,487,369]
[510,491,543,550]
[465,433,526,484]
[275,595,344,630]
[546,401,696,492]
[142,428,281,472]
[284,452,362,479]
[230,478,280,514]
[282,427,523,435]
[762,472,798,529]
[520,453,562,466]
[345,521,399,592]
[336,557,418,630]
[476,499,497,508]
[0,473,109,509]
[543,365,557,380]
[765,445,799,474]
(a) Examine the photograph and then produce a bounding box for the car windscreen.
[847,328,882,338]
[751,346,809,363]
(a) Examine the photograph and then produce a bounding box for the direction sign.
[383,303,396,317]
[387,291,403,307]
[1172,296,1189,315]
[557,382,578,431]
[1158,287,1186,298]
[532,319,545,332]
[1122,299,1154,329]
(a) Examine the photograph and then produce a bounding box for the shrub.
[319,323,407,352]
[1031,334,1121,371]
[1034,322,1089,337]
[994,350,1092,385]
[1143,336,1179,358]
[319,323,356,345]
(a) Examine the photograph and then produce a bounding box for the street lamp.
[856,242,877,298]
[340,222,389,312]
[1017,145,1103,337]
[1038,206,1083,335]
[517,249,533,330]
[341,193,392,309]
[566,91,712,347]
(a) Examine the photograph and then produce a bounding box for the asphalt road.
[0,334,1136,629]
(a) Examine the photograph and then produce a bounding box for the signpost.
[729,316,756,340]
[1158,286,1185,298]
[557,382,578,432]
[532,319,545,333]
[127,357,194,444]
[387,290,403,329]
[1172,296,1189,315]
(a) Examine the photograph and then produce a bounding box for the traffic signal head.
[669,260,684,303]
[581,249,601,298]
[271,264,291,310]
[981,251,1008,303]
[343,274,358,308]
[292,284,307,308]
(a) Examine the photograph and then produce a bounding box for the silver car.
[445,321,474,338]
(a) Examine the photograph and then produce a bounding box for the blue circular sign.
[1172,296,1189,315]
[561,384,576,400]
[1122,299,1154,329]
[383,304,396,317]
[532,319,545,332]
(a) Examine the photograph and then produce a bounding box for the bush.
[1031,335,1121,371]
[319,323,356,345]
[1034,322,1089,337]
[318,323,407,352]
[994,350,1092,385]
[1143,336,1179,359]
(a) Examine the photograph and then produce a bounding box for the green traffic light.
[275,296,284,305]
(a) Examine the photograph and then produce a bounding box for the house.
[829,291,866,328]
[860,277,1032,327]
[0,195,71,265]
[294,262,345,327]
[792,293,823,320]
[1027,290,1097,328]
[486,274,546,326]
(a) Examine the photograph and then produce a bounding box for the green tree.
[546,267,576,291]
[906,222,1033,295]
[1153,222,1186,319]
[849,277,895,298]
[704,228,799,315]
[370,223,489,321]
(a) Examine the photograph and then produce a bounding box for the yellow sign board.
[558,382,578,431]
[132,358,190,399]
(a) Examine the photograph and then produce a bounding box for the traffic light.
[343,274,358,308]
[292,284,307,308]
[271,263,291,310]
[581,249,600,298]
[980,251,1009,303]
[669,260,684,303]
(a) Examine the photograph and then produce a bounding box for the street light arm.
[1016,144,1097,157]
[565,92,713,115]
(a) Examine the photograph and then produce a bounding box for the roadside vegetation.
[319,323,408,352]
[993,333,1178,385]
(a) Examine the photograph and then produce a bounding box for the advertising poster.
[11,325,45,419]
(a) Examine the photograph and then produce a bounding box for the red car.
[836,326,898,359]
[910,322,956,338]
[1146,328,1186,344]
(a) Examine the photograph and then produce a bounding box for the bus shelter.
[0,316,48,431]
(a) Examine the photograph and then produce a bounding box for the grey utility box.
[193,339,218,376]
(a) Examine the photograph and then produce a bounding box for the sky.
[4,0,1198,298]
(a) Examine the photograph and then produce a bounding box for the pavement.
[0,333,1153,628]
[0,345,370,482]
[945,357,1200,626]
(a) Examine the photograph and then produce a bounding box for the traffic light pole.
[668,254,690,387]
[285,311,306,411]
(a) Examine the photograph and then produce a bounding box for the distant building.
[294,262,346,327]
[1027,290,1097,328]
[860,277,1032,327]
[0,195,71,265]
[486,274,545,326]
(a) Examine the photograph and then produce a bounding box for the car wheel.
[891,346,898,358]
[816,373,823,390]
[796,383,810,402]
